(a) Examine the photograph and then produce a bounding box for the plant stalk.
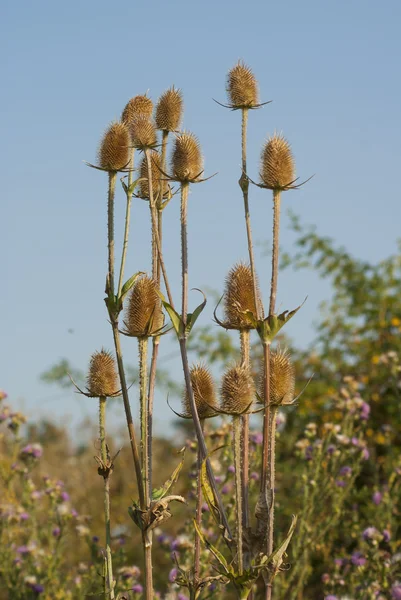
[138,337,149,501]
[269,190,281,316]
[194,419,205,584]
[240,330,251,546]
[233,414,244,575]
[99,396,115,599]
[117,149,135,297]
[107,172,117,294]
[180,182,189,327]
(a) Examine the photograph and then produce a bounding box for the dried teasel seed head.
[270,349,295,405]
[260,134,295,190]
[130,115,157,150]
[226,61,259,108]
[155,87,183,132]
[138,151,162,200]
[87,350,118,397]
[220,363,255,415]
[98,122,131,171]
[182,364,218,419]
[171,132,203,182]
[224,262,262,329]
[121,95,153,124]
[125,275,164,337]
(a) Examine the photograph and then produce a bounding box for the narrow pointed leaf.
[186,289,207,334]
[151,448,186,500]
[193,520,229,573]
[268,514,298,580]
[120,271,144,303]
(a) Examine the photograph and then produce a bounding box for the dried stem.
[269,190,281,316]
[180,182,189,327]
[240,330,250,542]
[261,342,272,600]
[99,396,115,599]
[233,414,244,575]
[107,172,117,294]
[138,337,149,501]
[117,149,135,297]
[268,405,278,557]
[194,419,205,584]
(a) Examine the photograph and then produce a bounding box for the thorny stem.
[107,172,117,294]
[269,190,281,316]
[117,149,135,297]
[240,108,261,321]
[261,342,272,600]
[181,182,189,327]
[268,406,278,557]
[99,396,115,599]
[233,415,244,575]
[240,330,251,549]
[138,337,149,501]
[194,419,205,584]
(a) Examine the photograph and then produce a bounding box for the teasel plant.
[70,350,121,599]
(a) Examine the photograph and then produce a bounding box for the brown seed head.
[226,61,259,108]
[155,87,183,132]
[121,95,153,124]
[171,132,203,182]
[125,275,164,337]
[182,364,218,419]
[224,262,261,329]
[260,134,295,190]
[220,363,255,415]
[87,350,118,397]
[270,349,295,405]
[98,122,131,171]
[130,115,157,150]
[138,151,162,200]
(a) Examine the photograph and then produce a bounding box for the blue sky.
[2,0,401,437]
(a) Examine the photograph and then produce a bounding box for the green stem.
[107,172,117,295]
[99,396,114,599]
[240,330,250,551]
[268,406,278,558]
[269,190,281,316]
[260,342,272,600]
[194,419,205,584]
[117,149,135,297]
[180,182,189,327]
[233,415,243,575]
[138,337,149,501]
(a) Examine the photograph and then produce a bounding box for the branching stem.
[99,396,114,599]
[233,414,244,575]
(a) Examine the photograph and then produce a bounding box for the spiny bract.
[87,350,119,397]
[260,134,295,190]
[98,122,131,172]
[130,115,157,150]
[121,95,153,123]
[182,364,218,419]
[155,87,183,132]
[226,61,259,108]
[171,132,203,182]
[224,262,261,329]
[220,363,255,415]
[125,276,164,337]
[138,151,162,200]
[270,349,295,405]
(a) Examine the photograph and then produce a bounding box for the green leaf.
[186,289,207,335]
[256,301,305,343]
[268,514,298,581]
[151,448,186,501]
[120,271,144,303]
[155,289,183,336]
[128,176,145,197]
[193,520,229,573]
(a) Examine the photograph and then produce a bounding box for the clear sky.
[2,0,401,437]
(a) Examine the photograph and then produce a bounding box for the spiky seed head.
[87,350,118,397]
[121,95,153,124]
[226,61,259,108]
[220,363,255,415]
[98,122,131,171]
[182,364,218,419]
[125,275,164,337]
[270,349,295,405]
[138,151,162,199]
[155,87,183,132]
[130,115,157,150]
[171,132,203,182]
[260,134,295,190]
[224,262,261,329]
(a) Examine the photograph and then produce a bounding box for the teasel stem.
[269,190,281,316]
[138,337,149,500]
[180,182,189,327]
[233,414,244,575]
[268,405,278,554]
[240,108,260,321]
[99,396,115,599]
[147,130,168,494]
[117,149,135,297]
[240,330,250,547]
[261,341,272,600]
[107,173,117,294]
[194,419,205,584]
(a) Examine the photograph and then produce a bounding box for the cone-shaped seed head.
[226,61,259,108]
[98,122,131,171]
[87,350,118,397]
[182,364,218,419]
[125,275,164,337]
[270,349,295,405]
[224,262,261,329]
[130,115,157,150]
[156,87,183,132]
[171,132,203,182]
[220,363,255,415]
[260,134,295,190]
[138,151,162,199]
[121,95,153,123]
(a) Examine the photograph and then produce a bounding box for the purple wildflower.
[52,527,61,537]
[362,527,379,541]
[201,502,209,512]
[32,584,44,594]
[221,485,229,495]
[351,551,366,566]
[214,475,223,484]
[324,596,338,600]
[178,595,189,600]
[321,573,330,583]
[362,447,370,460]
[372,491,382,505]
[169,567,178,582]
[92,536,99,543]
[132,584,143,593]
[251,432,263,445]
[228,465,235,474]
[392,585,401,600]
[20,512,29,521]
[60,491,70,502]
[382,529,391,542]
[250,471,259,481]
[305,445,313,460]
[327,444,336,455]
[334,558,344,567]
[16,545,30,554]
[339,466,352,476]
[335,480,346,488]
[360,401,370,420]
